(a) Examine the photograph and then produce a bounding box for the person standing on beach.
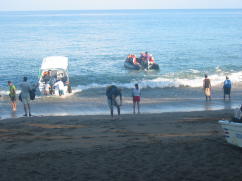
[19,77,32,117]
[106,85,122,118]
[7,81,17,111]
[132,84,141,114]
[223,76,232,100]
[203,74,211,101]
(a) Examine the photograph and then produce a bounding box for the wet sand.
[1,109,242,181]
[1,87,241,119]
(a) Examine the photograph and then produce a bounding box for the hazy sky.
[1,0,242,11]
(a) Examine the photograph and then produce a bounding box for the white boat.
[38,56,71,96]
[218,120,242,147]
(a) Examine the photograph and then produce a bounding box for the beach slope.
[1,110,242,181]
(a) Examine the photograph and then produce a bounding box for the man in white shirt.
[132,83,141,114]
[54,80,65,96]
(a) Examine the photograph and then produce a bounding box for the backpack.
[224,80,231,88]
[29,89,36,100]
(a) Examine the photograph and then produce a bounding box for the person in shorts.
[7,81,17,111]
[223,76,232,100]
[106,85,122,118]
[132,83,141,114]
[19,77,32,117]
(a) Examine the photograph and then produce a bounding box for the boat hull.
[124,61,141,70]
[219,120,242,147]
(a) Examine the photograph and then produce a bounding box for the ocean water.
[0,9,242,118]
[0,9,242,92]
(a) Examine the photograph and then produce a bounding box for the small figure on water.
[106,85,122,119]
[223,76,232,100]
[203,74,211,101]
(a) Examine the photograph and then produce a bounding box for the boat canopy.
[41,56,68,70]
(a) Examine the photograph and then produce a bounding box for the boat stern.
[219,120,242,148]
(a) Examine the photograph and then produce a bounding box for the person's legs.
[110,109,113,117]
[137,101,140,114]
[133,101,136,114]
[117,106,120,116]
[23,104,27,116]
[10,102,14,111]
[108,99,113,117]
[27,103,31,116]
[229,88,231,100]
[10,97,16,111]
[13,101,17,111]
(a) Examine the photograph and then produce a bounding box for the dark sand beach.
[1,109,242,181]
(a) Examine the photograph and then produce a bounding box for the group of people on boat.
[42,70,71,96]
[127,51,155,66]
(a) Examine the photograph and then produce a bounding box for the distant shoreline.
[1,8,242,13]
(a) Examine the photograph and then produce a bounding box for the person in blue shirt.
[106,85,122,118]
[223,76,232,100]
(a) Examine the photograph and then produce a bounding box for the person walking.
[203,74,211,101]
[132,84,141,114]
[223,76,232,100]
[106,85,122,118]
[7,81,17,111]
[19,77,32,117]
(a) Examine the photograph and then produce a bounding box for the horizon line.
[1,8,242,12]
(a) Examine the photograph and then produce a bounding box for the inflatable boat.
[124,57,159,71]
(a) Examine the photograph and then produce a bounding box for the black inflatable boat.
[124,57,159,71]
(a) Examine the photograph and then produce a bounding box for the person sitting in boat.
[131,54,138,64]
[139,52,145,61]
[149,55,155,64]
[144,52,151,62]
[43,70,51,83]
[127,54,138,64]
[127,54,132,62]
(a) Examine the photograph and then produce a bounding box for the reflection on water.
[224,100,232,110]
[11,111,17,118]
[204,101,213,111]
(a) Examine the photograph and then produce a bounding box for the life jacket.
[43,71,48,76]
[131,55,137,64]
[149,56,155,63]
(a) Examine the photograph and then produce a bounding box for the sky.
[1,0,242,11]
